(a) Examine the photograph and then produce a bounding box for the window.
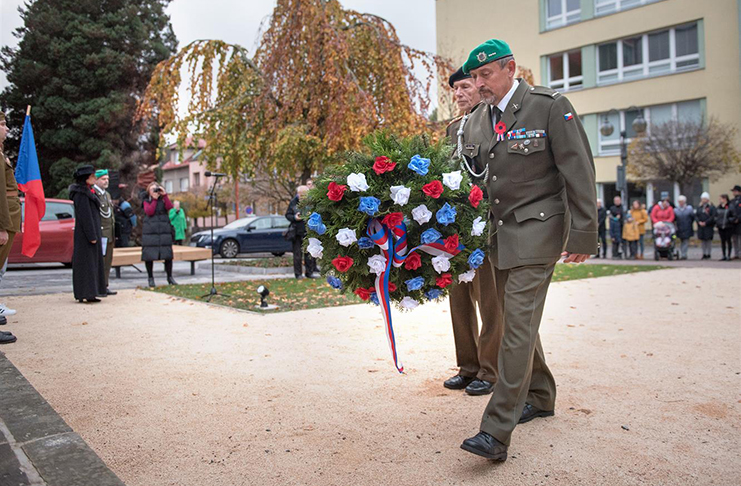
[597,23,700,85]
[42,202,74,221]
[249,217,272,230]
[595,0,661,16]
[546,0,581,30]
[165,180,173,193]
[272,217,290,229]
[548,50,583,91]
[597,99,703,155]
[179,177,189,192]
[193,172,201,187]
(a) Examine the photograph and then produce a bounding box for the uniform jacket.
[0,148,21,233]
[630,208,649,235]
[93,185,115,240]
[674,205,695,239]
[695,203,716,240]
[460,80,597,269]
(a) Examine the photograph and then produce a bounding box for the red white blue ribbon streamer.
[367,218,464,373]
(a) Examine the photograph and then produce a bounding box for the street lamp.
[600,106,647,210]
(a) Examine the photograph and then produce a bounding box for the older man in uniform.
[444,67,503,396]
[0,112,21,344]
[93,169,117,296]
[457,40,597,460]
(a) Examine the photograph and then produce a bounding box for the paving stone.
[23,433,124,486]
[0,441,32,486]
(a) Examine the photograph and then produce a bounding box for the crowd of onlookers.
[596,185,741,261]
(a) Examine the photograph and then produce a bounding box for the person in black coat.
[608,196,624,259]
[69,165,106,303]
[731,185,741,259]
[716,194,734,261]
[596,199,607,258]
[695,192,716,260]
[142,182,176,287]
[285,185,316,279]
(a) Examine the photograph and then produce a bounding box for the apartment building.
[436,0,741,205]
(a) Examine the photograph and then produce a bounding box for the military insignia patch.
[564,112,574,121]
[477,52,487,62]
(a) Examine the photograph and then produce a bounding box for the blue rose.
[407,154,431,176]
[357,237,374,249]
[370,292,380,305]
[307,212,327,235]
[326,276,343,290]
[358,196,381,216]
[405,276,425,291]
[425,288,443,300]
[420,228,442,245]
[468,248,485,269]
[435,203,457,226]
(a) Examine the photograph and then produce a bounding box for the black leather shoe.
[519,403,555,424]
[460,431,507,461]
[0,332,17,344]
[167,276,178,285]
[465,379,494,396]
[106,288,118,296]
[443,374,475,390]
[0,315,6,325]
[148,277,156,288]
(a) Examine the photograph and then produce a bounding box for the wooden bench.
[111,246,212,278]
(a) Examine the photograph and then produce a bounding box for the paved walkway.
[0,353,124,485]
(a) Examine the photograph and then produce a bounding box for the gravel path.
[2,267,739,485]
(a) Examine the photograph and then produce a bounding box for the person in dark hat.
[443,67,503,397]
[69,165,106,302]
[731,185,741,259]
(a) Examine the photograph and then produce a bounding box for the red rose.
[469,185,483,208]
[388,283,397,293]
[404,252,422,270]
[332,256,354,273]
[422,180,444,199]
[327,181,348,202]
[381,212,405,227]
[354,286,374,301]
[436,273,453,288]
[444,234,459,253]
[373,156,397,175]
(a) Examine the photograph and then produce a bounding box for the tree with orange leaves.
[137,0,453,198]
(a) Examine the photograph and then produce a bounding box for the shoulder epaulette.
[529,85,561,99]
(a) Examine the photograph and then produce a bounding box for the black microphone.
[205,171,226,177]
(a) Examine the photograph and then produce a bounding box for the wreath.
[302,132,490,371]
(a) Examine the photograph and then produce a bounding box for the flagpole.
[26,105,31,116]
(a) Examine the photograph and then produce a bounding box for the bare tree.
[628,117,741,193]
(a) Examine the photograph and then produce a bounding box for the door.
[270,217,293,253]
[237,217,273,253]
[36,201,76,263]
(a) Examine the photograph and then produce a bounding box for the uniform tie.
[491,106,502,129]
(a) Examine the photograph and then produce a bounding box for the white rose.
[458,268,476,283]
[390,185,411,206]
[400,296,419,310]
[442,170,463,191]
[431,255,451,274]
[335,228,357,247]
[367,254,387,275]
[471,216,487,237]
[346,173,369,192]
[307,238,324,258]
[411,204,433,225]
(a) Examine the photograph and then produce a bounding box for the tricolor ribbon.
[494,121,507,142]
[367,218,464,373]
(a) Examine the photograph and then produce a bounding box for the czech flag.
[15,112,45,258]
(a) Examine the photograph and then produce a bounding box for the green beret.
[462,39,513,74]
[448,67,471,88]
[95,169,109,178]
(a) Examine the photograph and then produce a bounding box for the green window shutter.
[581,113,599,157]
[582,45,597,89]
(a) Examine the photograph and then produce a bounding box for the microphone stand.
[201,175,231,301]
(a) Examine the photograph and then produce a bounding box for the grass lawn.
[149,263,665,313]
[217,256,292,268]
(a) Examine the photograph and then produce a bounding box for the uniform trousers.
[102,228,114,288]
[479,262,557,446]
[448,255,503,383]
[0,232,16,269]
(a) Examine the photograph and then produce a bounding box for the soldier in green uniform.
[457,40,597,460]
[0,112,21,344]
[444,67,503,396]
[93,169,117,296]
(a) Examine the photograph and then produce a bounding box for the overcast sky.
[1,0,437,97]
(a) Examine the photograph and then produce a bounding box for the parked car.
[190,215,292,258]
[9,198,75,266]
